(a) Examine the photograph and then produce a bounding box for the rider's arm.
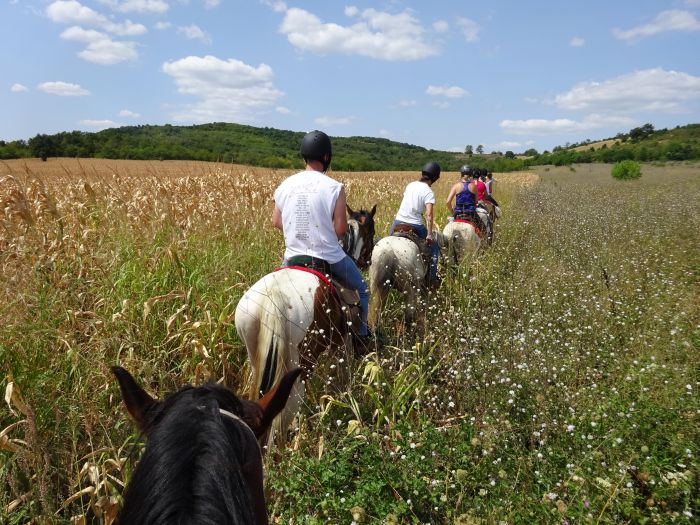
[445,184,458,214]
[425,202,434,240]
[333,186,348,238]
[271,203,283,230]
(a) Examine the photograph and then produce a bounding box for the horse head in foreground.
[236,204,377,449]
[112,366,302,525]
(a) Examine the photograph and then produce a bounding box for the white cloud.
[344,5,358,17]
[155,21,171,30]
[48,0,147,35]
[314,116,354,126]
[433,20,449,33]
[275,106,291,114]
[397,99,417,107]
[162,55,283,122]
[203,0,219,8]
[551,68,700,113]
[432,101,450,109]
[37,81,90,96]
[60,26,139,64]
[500,114,635,135]
[100,0,169,14]
[80,119,118,128]
[47,0,105,26]
[11,83,29,92]
[378,128,391,136]
[613,10,700,41]
[569,36,584,47]
[279,7,439,61]
[177,24,211,43]
[426,84,468,98]
[104,19,147,36]
[119,109,140,118]
[492,141,523,150]
[456,17,480,42]
[261,0,287,13]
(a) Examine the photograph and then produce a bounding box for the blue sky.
[2,0,700,153]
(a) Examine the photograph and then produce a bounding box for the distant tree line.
[1,122,698,172]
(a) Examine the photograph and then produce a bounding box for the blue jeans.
[390,220,439,282]
[283,255,369,337]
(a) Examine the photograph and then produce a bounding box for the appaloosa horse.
[235,206,376,448]
[112,366,301,525]
[442,217,483,267]
[368,227,445,329]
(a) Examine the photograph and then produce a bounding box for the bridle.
[219,408,261,455]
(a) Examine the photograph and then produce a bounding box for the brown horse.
[112,366,301,525]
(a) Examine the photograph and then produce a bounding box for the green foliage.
[612,160,642,180]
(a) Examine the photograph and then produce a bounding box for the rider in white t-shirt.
[390,161,441,286]
[272,130,371,343]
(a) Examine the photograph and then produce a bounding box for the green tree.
[476,144,484,155]
[523,148,538,157]
[611,160,642,180]
[464,145,473,156]
[629,123,654,142]
[28,134,59,160]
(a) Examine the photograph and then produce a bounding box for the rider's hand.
[426,234,433,245]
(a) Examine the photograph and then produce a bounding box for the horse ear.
[112,366,157,431]
[346,204,354,216]
[251,368,302,437]
[370,204,377,217]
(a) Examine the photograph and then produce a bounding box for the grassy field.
[0,159,698,524]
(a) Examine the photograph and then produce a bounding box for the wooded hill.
[1,122,698,172]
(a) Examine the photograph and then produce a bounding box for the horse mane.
[118,384,255,525]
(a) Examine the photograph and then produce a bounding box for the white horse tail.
[253,288,288,400]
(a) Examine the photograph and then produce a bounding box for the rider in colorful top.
[272,130,370,341]
[390,161,441,286]
[445,165,486,232]
[475,169,488,203]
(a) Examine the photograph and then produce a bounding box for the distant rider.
[445,165,487,233]
[390,161,442,287]
[272,130,371,346]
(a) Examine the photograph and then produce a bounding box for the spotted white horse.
[368,228,446,329]
[442,206,492,266]
[235,208,376,449]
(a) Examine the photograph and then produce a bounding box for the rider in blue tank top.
[454,180,476,215]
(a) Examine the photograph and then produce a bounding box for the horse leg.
[368,283,389,331]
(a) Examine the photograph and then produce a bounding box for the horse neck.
[119,398,256,525]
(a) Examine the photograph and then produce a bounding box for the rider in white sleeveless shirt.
[272,130,372,343]
[274,172,346,264]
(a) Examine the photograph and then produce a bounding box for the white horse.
[368,229,445,329]
[235,268,346,449]
[235,209,376,449]
[442,219,481,267]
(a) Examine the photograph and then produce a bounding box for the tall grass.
[1,159,697,523]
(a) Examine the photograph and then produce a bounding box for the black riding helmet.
[422,161,441,182]
[300,130,332,172]
[459,164,473,177]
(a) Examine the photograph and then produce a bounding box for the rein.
[219,409,259,443]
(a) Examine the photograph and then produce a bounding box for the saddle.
[391,224,433,278]
[454,215,484,238]
[285,255,362,333]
